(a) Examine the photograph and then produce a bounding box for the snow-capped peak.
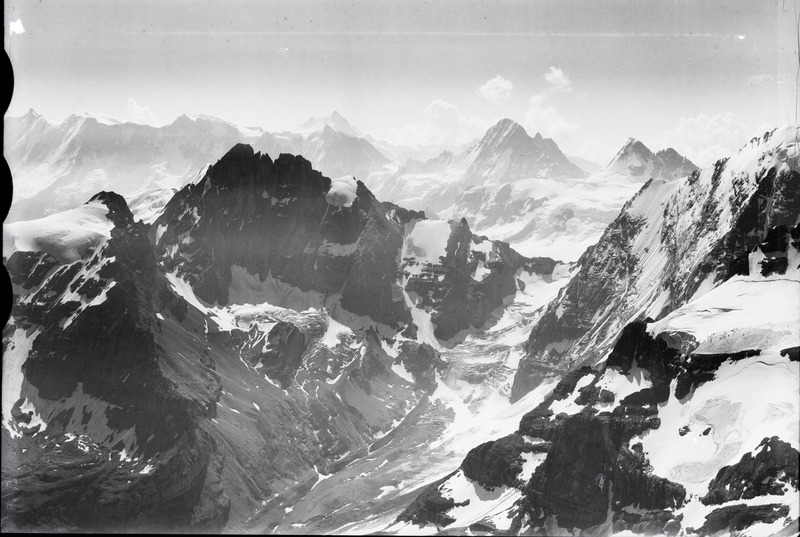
[606,138,698,180]
[171,113,264,138]
[8,108,49,131]
[463,118,587,182]
[66,109,122,126]
[480,118,529,148]
[3,196,119,263]
[295,111,364,138]
[606,138,655,173]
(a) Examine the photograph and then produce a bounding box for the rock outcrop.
[395,341,444,394]
[702,436,799,505]
[2,193,226,531]
[403,218,557,341]
[155,145,410,327]
[460,434,529,490]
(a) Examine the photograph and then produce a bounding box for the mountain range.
[3,110,393,224]
[2,109,799,535]
[366,117,699,262]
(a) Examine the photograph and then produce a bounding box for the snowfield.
[3,200,114,262]
[637,277,800,495]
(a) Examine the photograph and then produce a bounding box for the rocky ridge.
[2,144,563,532]
[512,126,800,401]
[393,127,800,536]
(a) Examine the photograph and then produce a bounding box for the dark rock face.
[723,167,800,281]
[401,319,687,534]
[5,251,59,292]
[612,447,686,512]
[395,341,444,393]
[380,201,425,226]
[514,321,686,532]
[461,434,529,490]
[703,436,799,505]
[239,321,307,389]
[674,349,760,400]
[781,346,800,361]
[157,145,551,344]
[4,188,435,532]
[750,222,800,277]
[511,210,646,402]
[2,194,226,531]
[690,503,790,535]
[606,321,680,386]
[155,145,409,328]
[612,510,683,536]
[404,218,557,341]
[524,413,614,530]
[520,411,682,532]
[395,471,462,528]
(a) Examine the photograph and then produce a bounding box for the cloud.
[654,112,752,167]
[126,98,157,125]
[388,100,491,148]
[523,66,580,140]
[544,66,572,93]
[525,94,579,139]
[478,75,513,104]
[9,19,25,35]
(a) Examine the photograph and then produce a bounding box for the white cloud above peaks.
[126,98,157,125]
[524,66,580,140]
[387,99,491,148]
[544,66,572,93]
[525,94,579,139]
[653,112,751,167]
[478,75,514,104]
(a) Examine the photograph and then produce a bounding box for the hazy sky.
[5,0,798,165]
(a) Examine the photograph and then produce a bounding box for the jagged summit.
[478,118,532,150]
[302,122,391,178]
[464,118,587,182]
[194,142,342,195]
[606,138,698,180]
[88,191,136,229]
[605,138,654,174]
[215,141,259,159]
[6,108,48,132]
[295,110,363,138]
[88,190,130,213]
